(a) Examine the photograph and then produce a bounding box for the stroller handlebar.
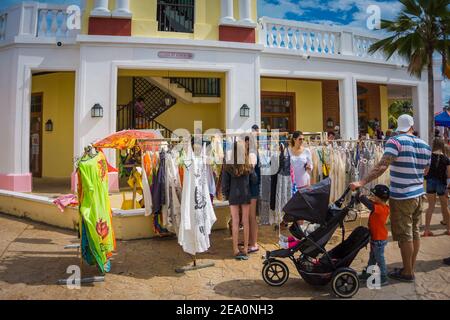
[333,186,351,208]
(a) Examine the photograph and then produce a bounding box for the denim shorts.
[426,178,447,196]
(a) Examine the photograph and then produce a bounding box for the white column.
[239,0,253,23]
[338,76,358,140]
[112,0,132,18]
[433,58,443,113]
[412,83,429,143]
[220,0,235,24]
[91,0,110,17]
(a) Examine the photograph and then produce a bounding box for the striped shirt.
[384,134,431,200]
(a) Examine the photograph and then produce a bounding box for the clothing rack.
[136,137,217,273]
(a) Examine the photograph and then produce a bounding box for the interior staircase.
[116,76,222,137]
[144,77,221,104]
[116,77,177,138]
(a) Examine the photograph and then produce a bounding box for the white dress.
[290,148,313,188]
[179,144,217,255]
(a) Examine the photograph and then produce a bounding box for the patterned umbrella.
[93,129,163,150]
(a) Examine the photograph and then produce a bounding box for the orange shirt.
[368,203,390,241]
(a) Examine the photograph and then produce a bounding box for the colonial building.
[0,0,442,193]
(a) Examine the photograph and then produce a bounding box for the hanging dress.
[77,151,116,274]
[273,145,292,225]
[258,150,272,225]
[165,151,182,234]
[179,144,217,255]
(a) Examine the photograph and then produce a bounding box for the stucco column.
[433,58,444,113]
[112,0,132,18]
[91,0,110,17]
[239,0,253,23]
[338,76,358,140]
[220,0,235,24]
[412,83,429,143]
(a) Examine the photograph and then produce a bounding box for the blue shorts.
[426,178,447,196]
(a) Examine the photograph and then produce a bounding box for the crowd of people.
[221,115,450,283]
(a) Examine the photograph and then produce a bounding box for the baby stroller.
[262,178,370,298]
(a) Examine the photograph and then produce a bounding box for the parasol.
[93,129,163,150]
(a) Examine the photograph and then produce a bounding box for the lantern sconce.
[240,104,250,118]
[91,103,104,118]
[164,94,174,107]
[326,118,334,128]
[45,119,53,132]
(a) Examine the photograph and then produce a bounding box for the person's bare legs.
[399,240,414,276]
[423,193,436,235]
[438,194,450,233]
[241,204,250,255]
[249,199,258,249]
[230,205,240,255]
[411,239,420,274]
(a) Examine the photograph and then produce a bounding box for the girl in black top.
[222,140,253,260]
[423,138,450,236]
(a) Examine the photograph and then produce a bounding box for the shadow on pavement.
[213,278,334,300]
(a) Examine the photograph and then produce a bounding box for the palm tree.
[368,0,450,141]
[389,100,414,128]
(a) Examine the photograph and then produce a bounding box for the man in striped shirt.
[350,114,431,282]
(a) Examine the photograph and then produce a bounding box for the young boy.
[358,185,390,286]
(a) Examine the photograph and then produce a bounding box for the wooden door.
[30,93,43,177]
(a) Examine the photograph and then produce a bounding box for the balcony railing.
[260,18,341,55]
[259,17,409,66]
[0,2,80,44]
[37,8,73,38]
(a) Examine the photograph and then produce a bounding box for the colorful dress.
[77,151,116,274]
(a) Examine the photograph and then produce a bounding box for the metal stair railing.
[168,77,221,97]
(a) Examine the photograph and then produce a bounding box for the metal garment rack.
[136,137,216,274]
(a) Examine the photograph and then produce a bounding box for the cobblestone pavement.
[0,210,448,300]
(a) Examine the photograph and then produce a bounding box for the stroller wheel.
[331,268,359,298]
[262,260,289,286]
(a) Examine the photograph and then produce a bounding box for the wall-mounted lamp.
[240,104,250,118]
[91,103,103,118]
[45,119,53,132]
[327,118,334,128]
[164,94,174,107]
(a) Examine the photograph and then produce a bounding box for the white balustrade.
[259,17,407,65]
[353,35,408,65]
[0,13,6,41]
[37,7,78,38]
[262,21,341,55]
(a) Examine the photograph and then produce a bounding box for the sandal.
[234,252,249,261]
[388,269,414,282]
[248,246,259,254]
[422,230,434,237]
[440,221,448,226]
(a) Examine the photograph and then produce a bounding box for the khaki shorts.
[389,196,424,242]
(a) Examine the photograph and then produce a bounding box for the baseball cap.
[371,185,390,201]
[396,114,414,133]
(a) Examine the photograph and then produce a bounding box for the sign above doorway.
[157,51,194,59]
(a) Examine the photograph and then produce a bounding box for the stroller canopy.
[283,178,331,224]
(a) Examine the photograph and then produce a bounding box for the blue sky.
[1,0,448,103]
